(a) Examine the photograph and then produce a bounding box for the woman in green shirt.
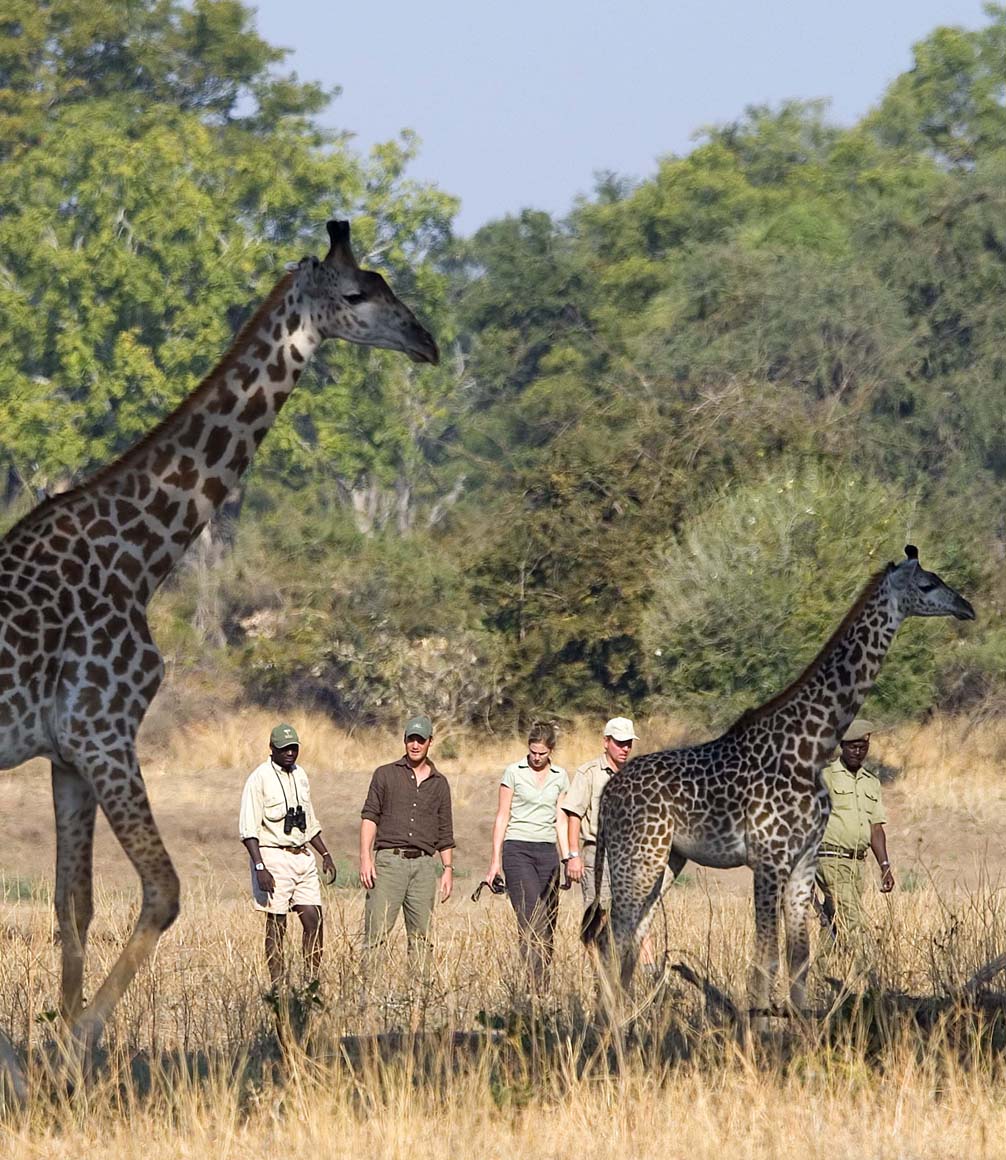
[485,722,570,984]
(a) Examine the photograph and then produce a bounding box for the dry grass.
[3,709,1006,1155]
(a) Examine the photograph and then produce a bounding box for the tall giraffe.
[0,221,438,1053]
[583,547,974,1011]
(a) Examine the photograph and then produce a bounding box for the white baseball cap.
[604,717,638,742]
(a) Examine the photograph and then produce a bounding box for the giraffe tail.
[580,828,609,951]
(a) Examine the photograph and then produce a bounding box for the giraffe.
[0,220,438,1059]
[582,546,974,1012]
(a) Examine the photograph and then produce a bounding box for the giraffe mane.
[5,271,297,539]
[723,564,892,735]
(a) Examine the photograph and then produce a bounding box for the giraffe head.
[889,545,975,621]
[293,220,439,364]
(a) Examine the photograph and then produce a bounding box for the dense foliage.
[2,1,1005,728]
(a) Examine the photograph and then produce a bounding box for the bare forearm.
[360,819,377,862]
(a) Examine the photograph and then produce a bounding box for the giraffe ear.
[324,220,359,267]
[904,544,919,561]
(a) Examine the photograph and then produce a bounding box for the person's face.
[527,741,552,772]
[271,743,299,770]
[604,735,633,769]
[405,733,432,763]
[840,736,870,771]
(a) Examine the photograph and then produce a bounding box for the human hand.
[880,864,895,893]
[566,853,583,882]
[440,866,453,902]
[360,857,375,890]
[321,852,336,884]
[255,867,276,895]
[486,860,501,884]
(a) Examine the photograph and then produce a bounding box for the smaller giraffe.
[583,546,974,1011]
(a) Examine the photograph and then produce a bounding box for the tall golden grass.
[2,710,1006,1156]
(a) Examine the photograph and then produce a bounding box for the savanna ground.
[3,705,1006,1157]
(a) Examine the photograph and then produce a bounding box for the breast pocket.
[263,794,287,823]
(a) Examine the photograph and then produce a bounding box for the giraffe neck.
[732,568,900,768]
[69,272,320,602]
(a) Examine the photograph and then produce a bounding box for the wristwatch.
[254,862,265,871]
[564,851,580,862]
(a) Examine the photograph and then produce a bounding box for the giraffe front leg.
[51,761,97,1023]
[750,864,783,1014]
[70,750,179,1049]
[782,852,818,1013]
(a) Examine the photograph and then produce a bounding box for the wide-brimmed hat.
[604,717,639,742]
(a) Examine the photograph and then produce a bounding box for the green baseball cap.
[403,714,433,740]
[270,723,300,748]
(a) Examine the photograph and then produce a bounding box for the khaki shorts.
[251,846,322,914]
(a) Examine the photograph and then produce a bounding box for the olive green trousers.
[816,855,867,942]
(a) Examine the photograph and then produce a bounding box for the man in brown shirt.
[359,714,455,953]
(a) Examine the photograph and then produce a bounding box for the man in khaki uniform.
[563,716,638,907]
[816,718,895,944]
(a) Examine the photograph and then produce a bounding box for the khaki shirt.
[239,760,321,847]
[821,757,886,855]
[562,755,619,845]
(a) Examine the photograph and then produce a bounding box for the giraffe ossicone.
[0,220,437,1081]
[583,546,975,1012]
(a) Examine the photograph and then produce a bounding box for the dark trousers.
[501,840,560,985]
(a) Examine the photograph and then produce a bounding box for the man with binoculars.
[239,723,336,986]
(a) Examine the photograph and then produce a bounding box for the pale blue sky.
[252,1,992,235]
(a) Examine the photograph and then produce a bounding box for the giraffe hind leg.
[782,850,818,1012]
[68,748,179,1048]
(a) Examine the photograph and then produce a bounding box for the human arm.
[870,822,894,892]
[438,846,454,902]
[438,780,456,903]
[555,790,570,861]
[359,819,378,889]
[241,836,275,895]
[309,832,336,881]
[566,813,584,882]
[487,784,514,882]
[562,764,591,882]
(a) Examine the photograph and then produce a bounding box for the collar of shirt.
[836,757,874,778]
[393,754,444,779]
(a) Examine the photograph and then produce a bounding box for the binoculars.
[283,804,307,834]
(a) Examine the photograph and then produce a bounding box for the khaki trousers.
[364,848,438,952]
[581,843,611,910]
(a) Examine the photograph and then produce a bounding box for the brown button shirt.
[360,755,455,854]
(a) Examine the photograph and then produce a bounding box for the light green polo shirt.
[821,757,886,855]
[501,759,569,843]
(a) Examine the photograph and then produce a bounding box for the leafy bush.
[641,464,978,728]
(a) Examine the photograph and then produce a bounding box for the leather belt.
[382,847,428,859]
[263,844,310,855]
[819,845,866,861]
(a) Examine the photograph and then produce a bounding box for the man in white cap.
[562,716,639,908]
[816,718,894,944]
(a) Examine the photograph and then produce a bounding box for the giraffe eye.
[344,292,367,305]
